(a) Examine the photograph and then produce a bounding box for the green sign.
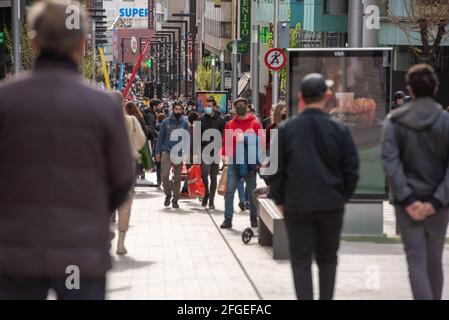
[0,32,4,45]
[226,41,250,54]
[260,27,273,45]
[240,0,251,41]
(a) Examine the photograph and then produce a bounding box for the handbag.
[187,165,205,198]
[140,141,155,170]
[217,165,228,196]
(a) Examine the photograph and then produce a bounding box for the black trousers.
[0,274,106,300]
[284,210,344,300]
[201,163,219,203]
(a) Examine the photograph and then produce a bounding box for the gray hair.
[27,0,88,55]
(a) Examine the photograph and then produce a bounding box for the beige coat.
[124,115,147,160]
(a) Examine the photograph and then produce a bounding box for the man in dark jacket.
[382,64,449,300]
[0,0,134,300]
[155,102,189,208]
[200,97,226,209]
[144,99,161,143]
[268,73,359,300]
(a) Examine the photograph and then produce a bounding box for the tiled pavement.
[106,172,449,300]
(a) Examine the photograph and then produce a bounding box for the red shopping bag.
[187,165,205,198]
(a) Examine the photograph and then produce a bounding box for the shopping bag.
[217,165,228,196]
[140,141,155,170]
[187,165,205,198]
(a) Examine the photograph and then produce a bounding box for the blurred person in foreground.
[268,74,359,300]
[382,64,449,300]
[0,0,134,300]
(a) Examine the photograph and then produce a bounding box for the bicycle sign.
[264,48,287,71]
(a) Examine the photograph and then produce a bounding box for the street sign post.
[226,41,249,54]
[264,48,287,71]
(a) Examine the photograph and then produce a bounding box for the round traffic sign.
[264,48,287,71]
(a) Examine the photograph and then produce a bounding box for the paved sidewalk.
[106,172,449,300]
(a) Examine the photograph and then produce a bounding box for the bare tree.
[385,0,449,67]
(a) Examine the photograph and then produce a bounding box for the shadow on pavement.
[133,192,161,199]
[111,256,156,272]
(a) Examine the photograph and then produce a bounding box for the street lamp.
[159,30,178,96]
[162,26,183,96]
[211,55,217,91]
[156,32,176,93]
[172,9,197,99]
[155,35,171,93]
[220,49,225,91]
[167,19,189,97]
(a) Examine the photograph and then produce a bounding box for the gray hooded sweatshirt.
[382,97,449,209]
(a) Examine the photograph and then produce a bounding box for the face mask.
[236,105,247,117]
[174,112,182,119]
[205,107,213,115]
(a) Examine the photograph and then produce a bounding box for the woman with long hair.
[115,96,147,255]
[266,103,287,154]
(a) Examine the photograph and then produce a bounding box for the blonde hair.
[272,102,286,126]
[28,0,88,55]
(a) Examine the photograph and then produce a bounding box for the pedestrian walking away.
[267,73,359,300]
[382,64,449,300]
[0,0,134,300]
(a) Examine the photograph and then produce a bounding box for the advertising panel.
[287,48,392,198]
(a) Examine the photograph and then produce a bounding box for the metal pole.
[92,22,96,81]
[362,0,380,48]
[349,0,363,47]
[272,0,279,105]
[251,25,260,117]
[190,0,197,99]
[220,49,225,91]
[211,55,216,91]
[12,0,21,74]
[232,39,238,102]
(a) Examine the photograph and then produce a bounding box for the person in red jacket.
[221,98,264,229]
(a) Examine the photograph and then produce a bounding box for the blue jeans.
[237,178,246,202]
[224,164,257,221]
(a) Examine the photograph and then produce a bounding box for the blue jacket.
[155,114,189,155]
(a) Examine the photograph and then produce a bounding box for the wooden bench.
[257,198,290,260]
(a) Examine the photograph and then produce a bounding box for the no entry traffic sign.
[264,48,287,71]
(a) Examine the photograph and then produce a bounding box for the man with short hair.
[382,64,449,300]
[155,102,189,209]
[221,98,264,229]
[0,0,134,300]
[268,73,359,300]
[200,97,226,209]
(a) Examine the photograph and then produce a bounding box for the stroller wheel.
[242,228,254,244]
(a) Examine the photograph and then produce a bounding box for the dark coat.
[268,108,359,214]
[143,108,158,141]
[200,111,226,157]
[382,97,449,210]
[0,57,134,277]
